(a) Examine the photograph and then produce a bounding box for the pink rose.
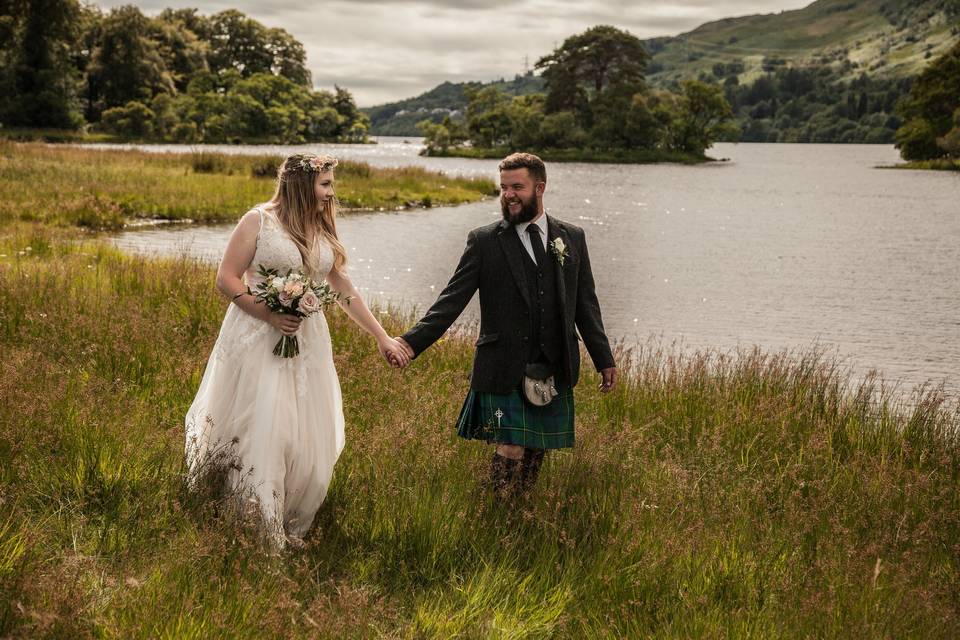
[298,290,321,315]
[282,280,305,298]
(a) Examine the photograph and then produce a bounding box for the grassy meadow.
[1,221,959,638]
[0,142,496,229]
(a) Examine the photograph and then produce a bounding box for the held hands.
[379,336,413,369]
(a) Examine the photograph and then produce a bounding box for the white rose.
[553,238,565,253]
[299,290,321,314]
[270,276,285,291]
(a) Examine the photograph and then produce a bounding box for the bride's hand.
[378,337,410,368]
[269,312,302,336]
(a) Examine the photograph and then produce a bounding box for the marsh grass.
[0,142,497,229]
[1,225,958,638]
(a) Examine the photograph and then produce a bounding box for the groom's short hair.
[499,152,546,184]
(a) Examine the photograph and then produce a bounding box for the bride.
[184,153,409,547]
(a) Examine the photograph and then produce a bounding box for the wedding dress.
[185,207,345,546]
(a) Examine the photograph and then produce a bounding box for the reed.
[0,142,497,230]
[1,225,958,638]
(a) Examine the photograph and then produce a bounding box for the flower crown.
[285,153,339,175]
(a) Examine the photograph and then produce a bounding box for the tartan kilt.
[455,384,575,449]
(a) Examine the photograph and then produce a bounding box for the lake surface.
[106,139,960,396]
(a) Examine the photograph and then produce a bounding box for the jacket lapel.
[547,216,568,317]
[496,220,532,309]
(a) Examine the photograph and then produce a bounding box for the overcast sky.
[93,0,812,107]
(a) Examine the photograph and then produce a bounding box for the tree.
[536,25,647,98]
[205,10,273,78]
[86,5,174,119]
[667,81,738,155]
[506,94,545,149]
[151,12,209,93]
[0,0,85,128]
[265,28,310,86]
[937,107,960,156]
[204,10,308,86]
[234,73,308,110]
[538,111,586,149]
[100,100,154,137]
[332,86,360,128]
[895,40,960,159]
[623,93,662,149]
[418,116,467,154]
[465,86,511,148]
[418,119,452,153]
[536,24,648,128]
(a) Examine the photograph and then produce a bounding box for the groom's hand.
[394,337,415,360]
[599,367,618,393]
[378,337,410,368]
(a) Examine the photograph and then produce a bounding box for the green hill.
[365,0,959,140]
[363,74,545,137]
[644,0,959,87]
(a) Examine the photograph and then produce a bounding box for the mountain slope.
[365,0,959,136]
[363,74,545,137]
[644,0,959,87]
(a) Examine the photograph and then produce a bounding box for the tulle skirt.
[185,304,345,545]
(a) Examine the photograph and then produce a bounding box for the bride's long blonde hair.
[267,153,347,275]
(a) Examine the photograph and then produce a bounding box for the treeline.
[894,39,960,161]
[418,26,738,159]
[715,65,912,144]
[0,1,368,143]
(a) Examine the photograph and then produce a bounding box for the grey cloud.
[91,0,811,105]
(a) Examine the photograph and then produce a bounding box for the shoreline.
[886,159,960,172]
[422,146,712,165]
[0,142,496,230]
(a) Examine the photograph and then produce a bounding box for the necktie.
[526,223,547,268]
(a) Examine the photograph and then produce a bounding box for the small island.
[416,26,738,164]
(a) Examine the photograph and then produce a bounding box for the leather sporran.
[522,362,559,407]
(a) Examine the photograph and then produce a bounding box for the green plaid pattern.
[455,384,575,449]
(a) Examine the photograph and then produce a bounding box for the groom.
[393,152,617,497]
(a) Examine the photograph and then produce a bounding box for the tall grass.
[1,225,958,638]
[0,142,497,229]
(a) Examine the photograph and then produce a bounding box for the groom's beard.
[501,191,539,224]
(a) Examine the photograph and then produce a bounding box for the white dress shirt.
[514,213,549,265]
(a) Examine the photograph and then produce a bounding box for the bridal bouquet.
[249,265,348,358]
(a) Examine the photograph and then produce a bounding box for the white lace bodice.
[245,207,335,287]
[212,206,337,375]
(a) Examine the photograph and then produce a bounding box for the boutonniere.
[549,237,569,266]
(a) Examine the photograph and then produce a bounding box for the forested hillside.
[365,0,960,143]
[364,74,545,137]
